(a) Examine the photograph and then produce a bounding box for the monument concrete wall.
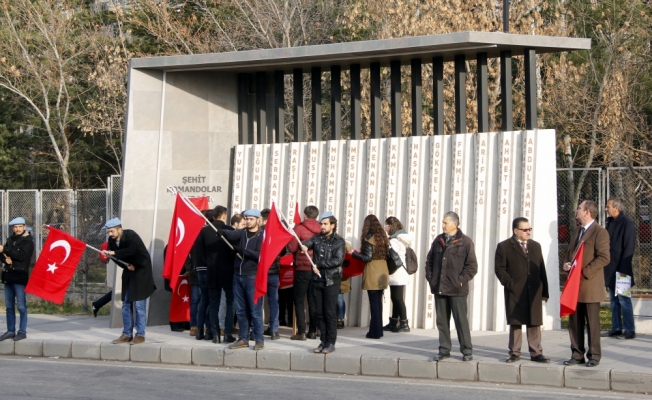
[231,130,560,331]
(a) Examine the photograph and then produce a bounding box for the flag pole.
[278,209,320,277]
[85,243,130,267]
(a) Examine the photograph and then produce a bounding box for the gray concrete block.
[72,341,101,360]
[43,340,72,358]
[160,344,192,364]
[15,339,43,357]
[224,348,257,368]
[291,352,325,372]
[325,354,361,375]
[399,358,437,379]
[100,342,130,361]
[0,339,14,355]
[361,356,399,377]
[437,360,478,381]
[257,350,290,371]
[520,363,564,387]
[130,344,161,363]
[564,367,610,390]
[478,360,519,384]
[611,371,652,393]
[192,347,224,366]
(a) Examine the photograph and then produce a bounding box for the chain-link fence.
[108,174,122,220]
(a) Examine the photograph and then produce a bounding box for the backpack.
[404,247,418,275]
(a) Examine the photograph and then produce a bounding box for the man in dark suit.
[562,200,610,367]
[495,217,550,363]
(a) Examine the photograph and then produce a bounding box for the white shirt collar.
[582,220,595,231]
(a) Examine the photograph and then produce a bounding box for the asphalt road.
[0,357,645,400]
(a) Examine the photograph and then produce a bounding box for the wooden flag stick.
[85,243,130,267]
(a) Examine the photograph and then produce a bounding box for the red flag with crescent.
[26,227,86,304]
[560,242,585,317]
[279,254,294,289]
[169,276,191,323]
[188,196,209,211]
[162,193,206,291]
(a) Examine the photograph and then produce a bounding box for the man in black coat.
[603,198,636,339]
[101,218,155,345]
[495,217,550,363]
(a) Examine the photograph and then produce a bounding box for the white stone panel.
[268,144,286,207]
[305,141,327,207]
[250,144,270,210]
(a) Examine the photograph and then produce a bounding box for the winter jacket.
[287,219,322,271]
[206,221,235,289]
[353,235,389,291]
[425,229,478,297]
[222,228,263,276]
[604,213,636,290]
[388,229,413,286]
[1,231,35,285]
[109,229,156,302]
[302,232,345,287]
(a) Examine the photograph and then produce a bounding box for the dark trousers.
[367,290,384,338]
[435,294,472,356]
[209,285,234,337]
[278,287,294,326]
[508,325,542,357]
[294,270,316,334]
[312,278,340,345]
[390,285,407,320]
[92,291,112,311]
[568,302,601,361]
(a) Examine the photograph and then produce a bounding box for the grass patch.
[561,305,612,330]
[0,299,110,316]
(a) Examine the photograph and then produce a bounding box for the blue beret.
[104,217,122,229]
[319,211,334,221]
[9,217,26,226]
[243,209,261,218]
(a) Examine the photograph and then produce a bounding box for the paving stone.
[437,359,478,381]
[130,343,161,363]
[224,348,257,368]
[520,363,564,387]
[291,352,325,372]
[325,354,361,375]
[257,350,290,371]
[72,341,101,360]
[100,342,130,361]
[399,358,437,379]
[564,367,610,390]
[0,339,14,355]
[192,347,224,366]
[361,355,399,377]
[611,371,652,393]
[15,339,43,357]
[43,340,72,358]
[478,360,519,384]
[160,344,192,364]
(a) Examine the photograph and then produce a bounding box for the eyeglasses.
[516,228,533,232]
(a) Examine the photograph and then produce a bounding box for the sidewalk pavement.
[2,315,652,394]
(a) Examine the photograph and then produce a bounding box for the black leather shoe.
[195,332,205,340]
[263,328,271,336]
[618,332,636,340]
[270,332,280,340]
[313,343,325,353]
[224,335,236,343]
[602,330,622,338]
[462,355,473,362]
[306,332,317,340]
[563,358,585,366]
[0,332,15,341]
[204,332,214,341]
[531,354,550,363]
[433,353,450,361]
[92,305,98,318]
[586,359,600,367]
[13,332,26,341]
[506,354,520,363]
[322,344,335,354]
[365,332,381,339]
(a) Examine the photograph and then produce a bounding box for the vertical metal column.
[524,48,537,130]
[454,54,466,134]
[411,59,422,137]
[256,71,266,144]
[350,64,361,140]
[370,62,381,139]
[238,73,250,144]
[501,50,513,132]
[331,65,341,140]
[293,69,304,142]
[503,0,510,33]
[274,70,284,143]
[477,52,489,133]
[433,57,444,135]
[311,67,322,141]
[390,60,402,137]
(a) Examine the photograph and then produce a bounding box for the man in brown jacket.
[426,211,478,361]
[495,217,550,363]
[563,200,610,367]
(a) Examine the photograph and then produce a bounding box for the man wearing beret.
[101,218,155,345]
[218,209,265,350]
[0,217,35,341]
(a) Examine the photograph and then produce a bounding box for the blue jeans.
[4,283,27,334]
[196,271,211,332]
[122,287,147,337]
[267,274,280,333]
[190,284,201,327]
[233,274,263,342]
[609,287,635,334]
[337,293,346,320]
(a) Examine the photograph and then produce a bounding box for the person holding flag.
[562,200,610,367]
[101,218,155,345]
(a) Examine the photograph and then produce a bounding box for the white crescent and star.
[176,218,186,246]
[47,239,72,274]
[176,279,188,296]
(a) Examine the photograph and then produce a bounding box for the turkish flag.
[560,242,585,317]
[188,196,209,211]
[162,193,206,290]
[342,251,365,279]
[254,203,295,303]
[279,254,294,289]
[293,202,301,226]
[169,276,191,323]
[26,227,86,304]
